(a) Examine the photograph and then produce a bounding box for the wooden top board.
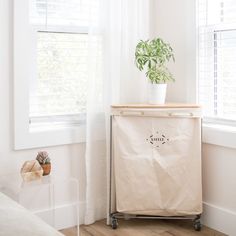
[111,103,201,109]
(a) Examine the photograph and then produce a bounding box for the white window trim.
[202,123,236,149]
[14,0,86,150]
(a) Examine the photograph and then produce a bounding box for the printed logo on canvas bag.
[146,132,169,148]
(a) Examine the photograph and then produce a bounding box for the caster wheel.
[111,218,118,229]
[194,220,202,231]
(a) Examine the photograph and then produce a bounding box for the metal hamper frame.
[107,110,202,231]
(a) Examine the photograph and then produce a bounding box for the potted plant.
[135,38,175,104]
[36,151,51,176]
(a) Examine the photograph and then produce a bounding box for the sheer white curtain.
[84,0,151,224]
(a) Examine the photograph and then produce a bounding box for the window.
[14,0,100,149]
[30,32,88,125]
[198,0,236,124]
[29,0,95,126]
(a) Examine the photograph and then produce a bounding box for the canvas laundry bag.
[112,114,202,216]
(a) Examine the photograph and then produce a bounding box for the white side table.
[0,173,79,236]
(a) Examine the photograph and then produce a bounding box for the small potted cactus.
[36,151,51,176]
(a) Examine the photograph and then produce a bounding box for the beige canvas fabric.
[112,114,202,216]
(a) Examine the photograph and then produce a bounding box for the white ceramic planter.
[148,83,167,104]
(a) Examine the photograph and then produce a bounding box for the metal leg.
[193,214,202,231]
[110,214,118,230]
[107,115,113,226]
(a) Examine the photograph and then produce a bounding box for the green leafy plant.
[36,151,51,165]
[135,38,175,84]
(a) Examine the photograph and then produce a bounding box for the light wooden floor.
[60,219,227,236]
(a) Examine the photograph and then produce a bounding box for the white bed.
[0,192,63,236]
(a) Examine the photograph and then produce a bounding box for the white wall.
[0,0,86,229]
[152,1,236,235]
[151,0,197,103]
[202,144,236,235]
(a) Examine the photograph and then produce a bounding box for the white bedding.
[0,192,63,236]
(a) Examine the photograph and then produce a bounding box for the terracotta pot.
[41,163,51,176]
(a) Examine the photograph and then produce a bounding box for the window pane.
[30,32,88,117]
[198,29,236,120]
[30,0,99,27]
[216,30,236,120]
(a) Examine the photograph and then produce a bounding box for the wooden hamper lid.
[111,103,201,109]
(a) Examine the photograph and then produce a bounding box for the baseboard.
[33,200,236,235]
[202,202,236,236]
[34,201,86,230]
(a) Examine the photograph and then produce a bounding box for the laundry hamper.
[108,104,202,231]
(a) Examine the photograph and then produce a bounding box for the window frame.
[14,0,86,150]
[196,0,236,149]
[198,2,236,123]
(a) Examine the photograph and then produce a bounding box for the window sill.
[202,123,236,149]
[14,124,86,150]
